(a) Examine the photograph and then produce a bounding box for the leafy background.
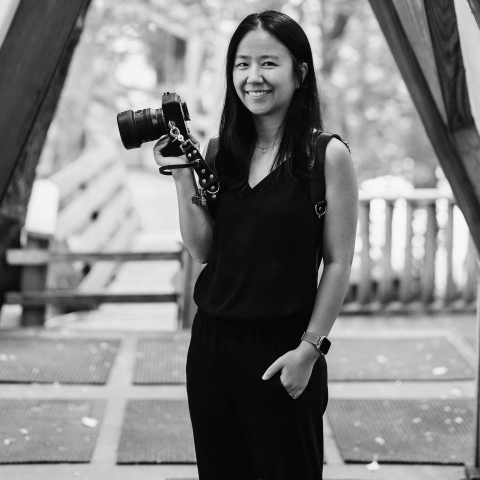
[38,0,443,190]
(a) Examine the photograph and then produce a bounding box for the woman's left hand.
[262,344,319,399]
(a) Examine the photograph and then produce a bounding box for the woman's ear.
[296,62,308,88]
[301,63,308,82]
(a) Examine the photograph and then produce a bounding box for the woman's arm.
[297,137,359,361]
[153,136,214,264]
[261,138,358,396]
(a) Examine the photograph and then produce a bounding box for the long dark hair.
[215,10,324,193]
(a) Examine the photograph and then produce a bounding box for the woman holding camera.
[154,9,358,480]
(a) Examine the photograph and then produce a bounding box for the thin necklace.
[255,140,281,154]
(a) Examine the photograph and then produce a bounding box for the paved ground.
[0,306,476,480]
[0,165,477,479]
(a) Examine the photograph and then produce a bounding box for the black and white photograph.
[0,1,479,479]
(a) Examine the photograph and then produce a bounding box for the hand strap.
[158,122,220,196]
[159,163,191,172]
[159,139,220,195]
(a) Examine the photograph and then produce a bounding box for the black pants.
[186,309,329,480]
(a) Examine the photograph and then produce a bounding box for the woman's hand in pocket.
[262,343,319,399]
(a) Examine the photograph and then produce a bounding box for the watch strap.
[301,332,330,355]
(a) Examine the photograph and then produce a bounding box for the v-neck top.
[193,158,324,323]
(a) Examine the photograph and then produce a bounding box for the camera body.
[117,92,191,156]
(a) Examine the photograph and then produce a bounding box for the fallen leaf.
[366,453,380,471]
[432,366,447,376]
[81,417,98,428]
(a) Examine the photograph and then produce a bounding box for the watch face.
[318,337,331,355]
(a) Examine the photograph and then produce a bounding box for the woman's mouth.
[247,91,271,98]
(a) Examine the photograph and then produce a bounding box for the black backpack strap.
[309,131,351,219]
[204,136,220,220]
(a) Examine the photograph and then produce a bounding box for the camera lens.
[117,108,166,150]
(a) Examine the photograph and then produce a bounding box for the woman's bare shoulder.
[324,137,358,196]
[325,138,353,170]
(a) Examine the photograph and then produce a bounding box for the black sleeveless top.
[193,154,325,323]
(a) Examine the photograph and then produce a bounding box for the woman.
[154,10,358,480]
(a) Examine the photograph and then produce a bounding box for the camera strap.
[158,124,220,204]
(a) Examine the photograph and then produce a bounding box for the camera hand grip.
[158,139,220,198]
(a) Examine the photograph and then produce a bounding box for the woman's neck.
[252,116,284,147]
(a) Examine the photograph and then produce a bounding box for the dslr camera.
[117,92,191,157]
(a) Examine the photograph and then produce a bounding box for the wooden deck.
[0,305,476,479]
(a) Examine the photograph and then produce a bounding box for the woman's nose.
[246,66,263,83]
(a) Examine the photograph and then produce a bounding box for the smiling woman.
[153,9,358,480]
[233,30,307,127]
[212,10,322,192]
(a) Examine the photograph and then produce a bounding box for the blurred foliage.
[39,0,440,188]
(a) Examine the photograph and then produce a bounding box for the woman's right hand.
[153,134,199,181]
[153,133,212,264]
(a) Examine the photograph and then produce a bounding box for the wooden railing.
[5,176,478,326]
[3,143,199,329]
[342,188,478,312]
[5,245,196,329]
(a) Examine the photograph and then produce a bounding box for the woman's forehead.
[235,29,290,59]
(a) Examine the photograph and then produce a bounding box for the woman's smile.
[246,90,272,98]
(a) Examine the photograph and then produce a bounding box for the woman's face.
[233,29,305,121]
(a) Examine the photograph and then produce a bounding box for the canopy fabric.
[0,0,19,50]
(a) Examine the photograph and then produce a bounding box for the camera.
[117,92,191,156]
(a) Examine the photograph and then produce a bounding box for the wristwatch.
[301,332,331,355]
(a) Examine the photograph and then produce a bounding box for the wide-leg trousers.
[186,309,329,480]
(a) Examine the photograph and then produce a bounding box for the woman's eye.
[235,62,275,68]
